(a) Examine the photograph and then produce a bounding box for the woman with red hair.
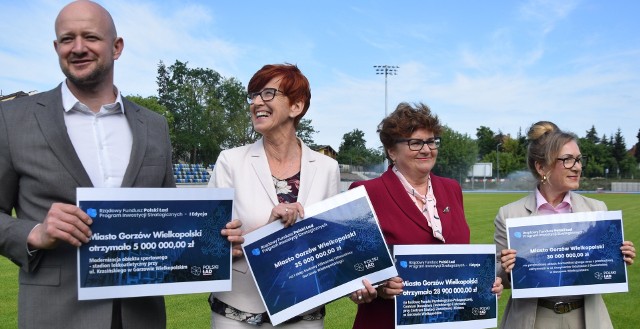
[208,64,340,328]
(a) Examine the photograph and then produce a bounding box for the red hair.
[247,63,311,126]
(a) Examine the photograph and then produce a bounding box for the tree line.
[129,61,640,180]
[472,125,639,181]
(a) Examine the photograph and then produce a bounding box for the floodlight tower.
[374,65,399,170]
[496,142,502,189]
[373,65,399,118]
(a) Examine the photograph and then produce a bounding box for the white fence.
[611,182,640,192]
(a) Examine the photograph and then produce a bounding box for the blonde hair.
[526,121,577,180]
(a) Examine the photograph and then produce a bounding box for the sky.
[1,0,639,151]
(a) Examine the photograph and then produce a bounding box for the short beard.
[62,61,112,91]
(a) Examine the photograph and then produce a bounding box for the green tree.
[635,129,640,163]
[611,129,627,164]
[499,135,526,175]
[296,118,318,147]
[579,137,608,178]
[619,154,638,179]
[215,77,257,150]
[433,126,478,182]
[157,60,254,164]
[593,134,617,178]
[608,128,638,178]
[476,126,497,159]
[482,150,521,179]
[515,127,527,160]
[336,129,383,167]
[585,126,599,144]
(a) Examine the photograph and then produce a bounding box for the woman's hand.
[349,279,378,304]
[621,240,636,265]
[221,219,244,257]
[349,277,404,304]
[492,277,503,299]
[376,276,404,299]
[500,249,517,273]
[269,202,304,228]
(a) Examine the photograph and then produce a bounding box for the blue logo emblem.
[87,208,97,218]
[400,261,408,268]
[514,231,522,238]
[252,248,260,256]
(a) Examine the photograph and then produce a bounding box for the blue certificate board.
[394,245,497,329]
[77,188,233,300]
[507,210,628,298]
[242,186,397,326]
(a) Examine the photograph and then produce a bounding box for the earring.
[540,175,547,184]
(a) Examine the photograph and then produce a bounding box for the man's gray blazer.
[0,85,175,328]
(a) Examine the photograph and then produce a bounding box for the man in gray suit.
[0,1,174,328]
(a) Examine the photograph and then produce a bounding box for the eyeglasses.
[396,137,441,151]
[247,88,284,104]
[557,156,587,169]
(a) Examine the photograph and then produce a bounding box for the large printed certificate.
[77,187,233,300]
[507,210,628,298]
[242,186,397,326]
[395,245,497,329]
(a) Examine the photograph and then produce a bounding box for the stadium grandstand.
[173,163,210,184]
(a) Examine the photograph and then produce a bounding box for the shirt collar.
[535,187,573,212]
[393,166,431,203]
[61,80,124,114]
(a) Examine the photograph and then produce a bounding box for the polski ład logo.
[87,208,97,218]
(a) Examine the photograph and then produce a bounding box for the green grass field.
[1,193,638,328]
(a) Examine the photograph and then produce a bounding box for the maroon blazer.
[349,167,470,329]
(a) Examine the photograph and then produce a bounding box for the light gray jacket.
[494,191,613,329]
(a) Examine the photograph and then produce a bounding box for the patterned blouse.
[273,171,301,203]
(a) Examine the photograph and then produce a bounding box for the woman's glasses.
[247,88,284,104]
[557,156,587,169]
[396,137,441,151]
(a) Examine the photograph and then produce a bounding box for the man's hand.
[27,203,93,249]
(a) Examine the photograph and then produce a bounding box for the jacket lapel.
[429,174,450,221]
[381,168,431,232]
[524,192,537,216]
[297,140,316,206]
[249,139,279,206]
[33,86,93,187]
[121,98,146,187]
[568,191,590,212]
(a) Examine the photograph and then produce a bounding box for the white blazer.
[208,138,340,313]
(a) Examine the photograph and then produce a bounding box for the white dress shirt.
[61,81,133,188]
